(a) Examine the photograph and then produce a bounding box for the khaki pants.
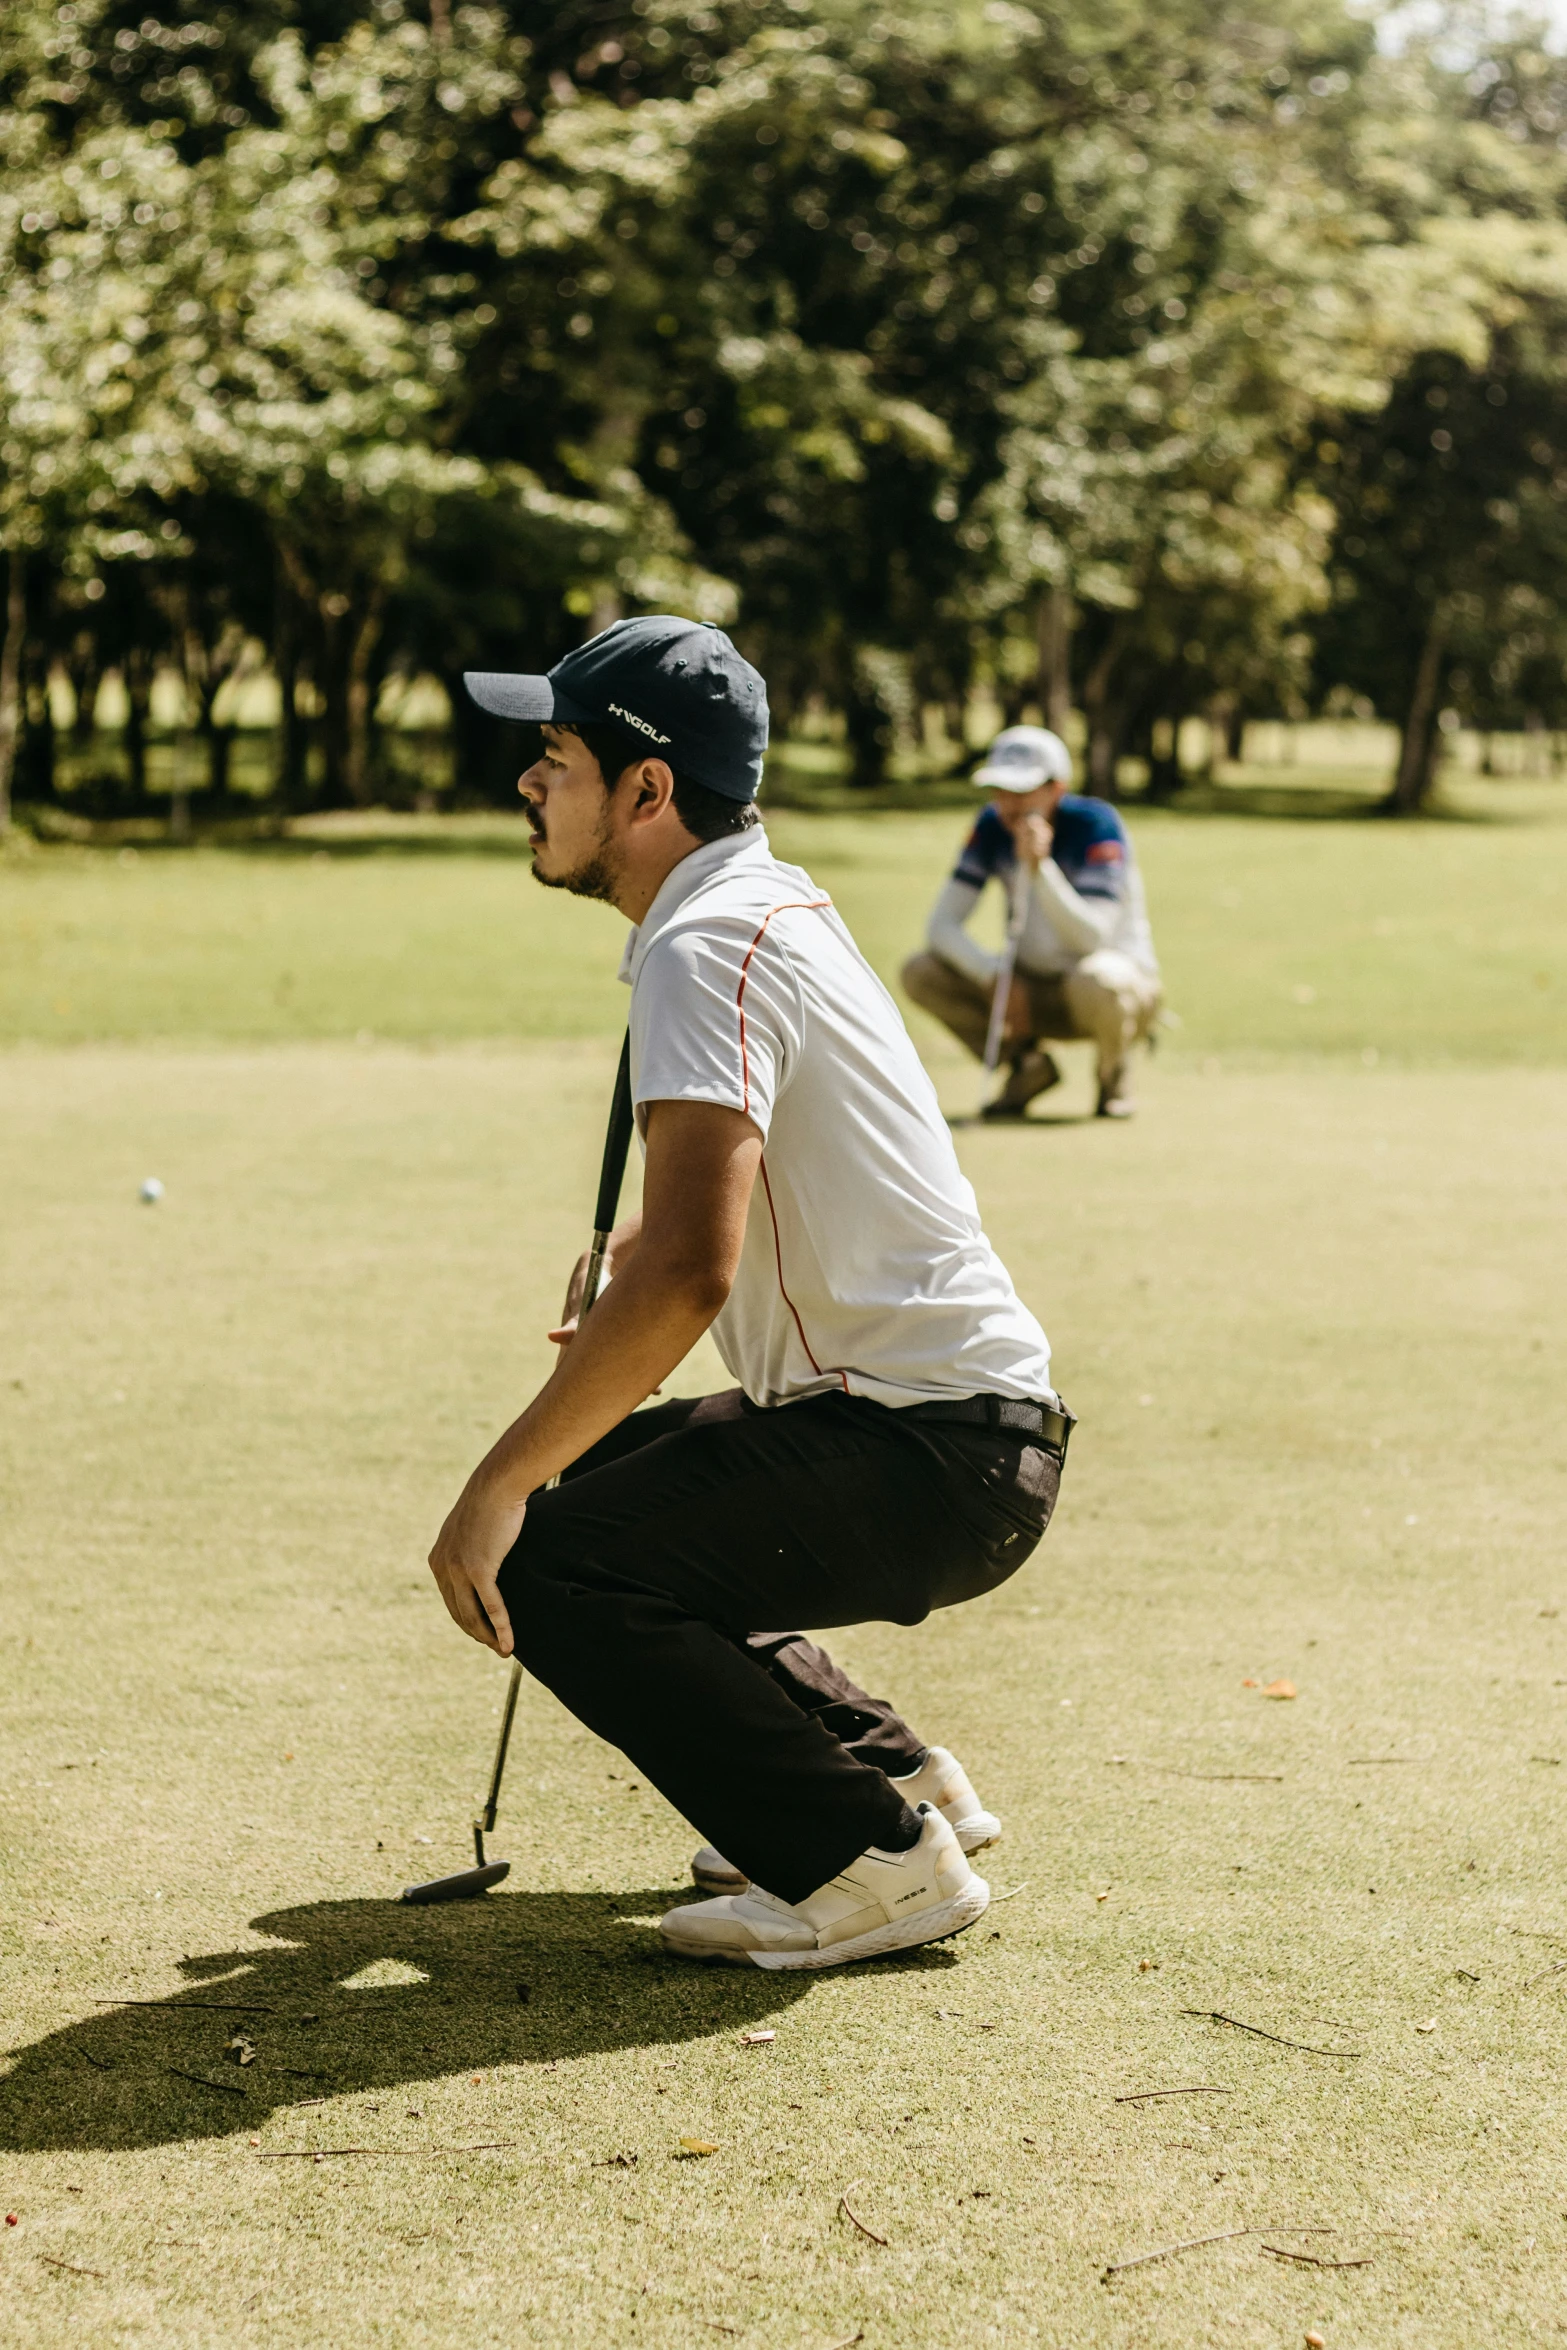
[901,949,1162,1083]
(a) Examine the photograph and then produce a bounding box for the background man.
[427,616,1071,1972]
[902,725,1162,1120]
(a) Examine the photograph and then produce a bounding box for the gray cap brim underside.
[972,762,1052,789]
[462,671,593,723]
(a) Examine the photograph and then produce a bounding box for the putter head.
[399,1860,510,1905]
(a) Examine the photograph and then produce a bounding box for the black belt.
[897,1394,1075,1460]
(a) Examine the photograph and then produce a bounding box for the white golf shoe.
[689,1746,1000,1894]
[660,1805,988,1971]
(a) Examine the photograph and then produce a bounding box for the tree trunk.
[68,636,101,743]
[1035,585,1073,736]
[1080,618,1130,800]
[843,676,891,789]
[0,546,24,833]
[1385,611,1447,815]
[341,587,386,807]
[123,648,152,801]
[1144,711,1186,802]
[273,577,311,809]
[207,724,234,797]
[23,644,56,800]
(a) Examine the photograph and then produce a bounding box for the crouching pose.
[429,617,1070,1970]
[902,725,1163,1120]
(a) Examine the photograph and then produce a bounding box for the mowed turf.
[3,770,1565,1063]
[2,790,1566,2348]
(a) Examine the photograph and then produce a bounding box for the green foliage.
[4,0,1567,821]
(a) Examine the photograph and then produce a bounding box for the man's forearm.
[473,1243,723,1500]
[926,877,998,988]
[1030,858,1114,954]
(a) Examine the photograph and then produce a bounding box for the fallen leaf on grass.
[1262,2244,1372,2270]
[740,2030,775,2045]
[226,2035,256,2066]
[1262,1680,1296,1700]
[1241,1678,1259,1688]
[678,2138,719,2157]
[1415,2018,1437,2033]
[838,2183,888,2245]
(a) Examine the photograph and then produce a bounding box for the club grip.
[593,1031,636,1238]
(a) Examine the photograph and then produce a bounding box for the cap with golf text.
[972,725,1073,793]
[464,616,769,803]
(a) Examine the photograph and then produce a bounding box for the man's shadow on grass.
[0,1883,959,2155]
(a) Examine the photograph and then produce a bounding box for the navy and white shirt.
[928,795,1159,985]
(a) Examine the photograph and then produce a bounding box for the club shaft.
[479,1661,523,1836]
[472,1034,637,1860]
[983,865,1030,1074]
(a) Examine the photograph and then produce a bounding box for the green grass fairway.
[3,773,1565,1063]
[3,796,1566,2347]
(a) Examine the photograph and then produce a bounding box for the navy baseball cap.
[464,615,769,803]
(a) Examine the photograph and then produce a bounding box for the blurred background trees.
[4,0,1567,828]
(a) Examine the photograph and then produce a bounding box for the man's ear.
[625,757,677,825]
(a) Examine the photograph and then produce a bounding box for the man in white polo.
[902,725,1162,1119]
[428,617,1070,1970]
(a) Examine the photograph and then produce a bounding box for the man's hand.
[427,1100,761,1652]
[548,1213,642,1349]
[427,1475,525,1655]
[1013,808,1053,869]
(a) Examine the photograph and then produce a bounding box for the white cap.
[972,724,1073,792]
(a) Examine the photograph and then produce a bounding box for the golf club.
[981,860,1031,1097]
[401,1031,637,1903]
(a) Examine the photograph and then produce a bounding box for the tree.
[1313,30,1567,810]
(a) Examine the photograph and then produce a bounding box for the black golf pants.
[496,1389,1059,1904]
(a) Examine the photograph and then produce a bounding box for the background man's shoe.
[1095,1061,1136,1118]
[980,1048,1061,1121]
[662,1807,988,1971]
[690,1744,1000,1892]
[890,1746,1002,1852]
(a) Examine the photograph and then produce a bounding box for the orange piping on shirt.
[734,897,832,1118]
[758,1155,850,1395]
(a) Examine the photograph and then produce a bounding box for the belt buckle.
[1044,1397,1076,1461]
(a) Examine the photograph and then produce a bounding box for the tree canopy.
[4,0,1567,823]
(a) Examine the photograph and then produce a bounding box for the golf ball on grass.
[139,1177,164,1204]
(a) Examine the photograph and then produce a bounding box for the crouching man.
[427,617,1071,1971]
[902,726,1163,1119]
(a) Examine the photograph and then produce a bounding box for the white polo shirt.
[619,828,1054,1410]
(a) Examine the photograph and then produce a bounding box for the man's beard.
[530,851,618,903]
[527,803,620,903]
